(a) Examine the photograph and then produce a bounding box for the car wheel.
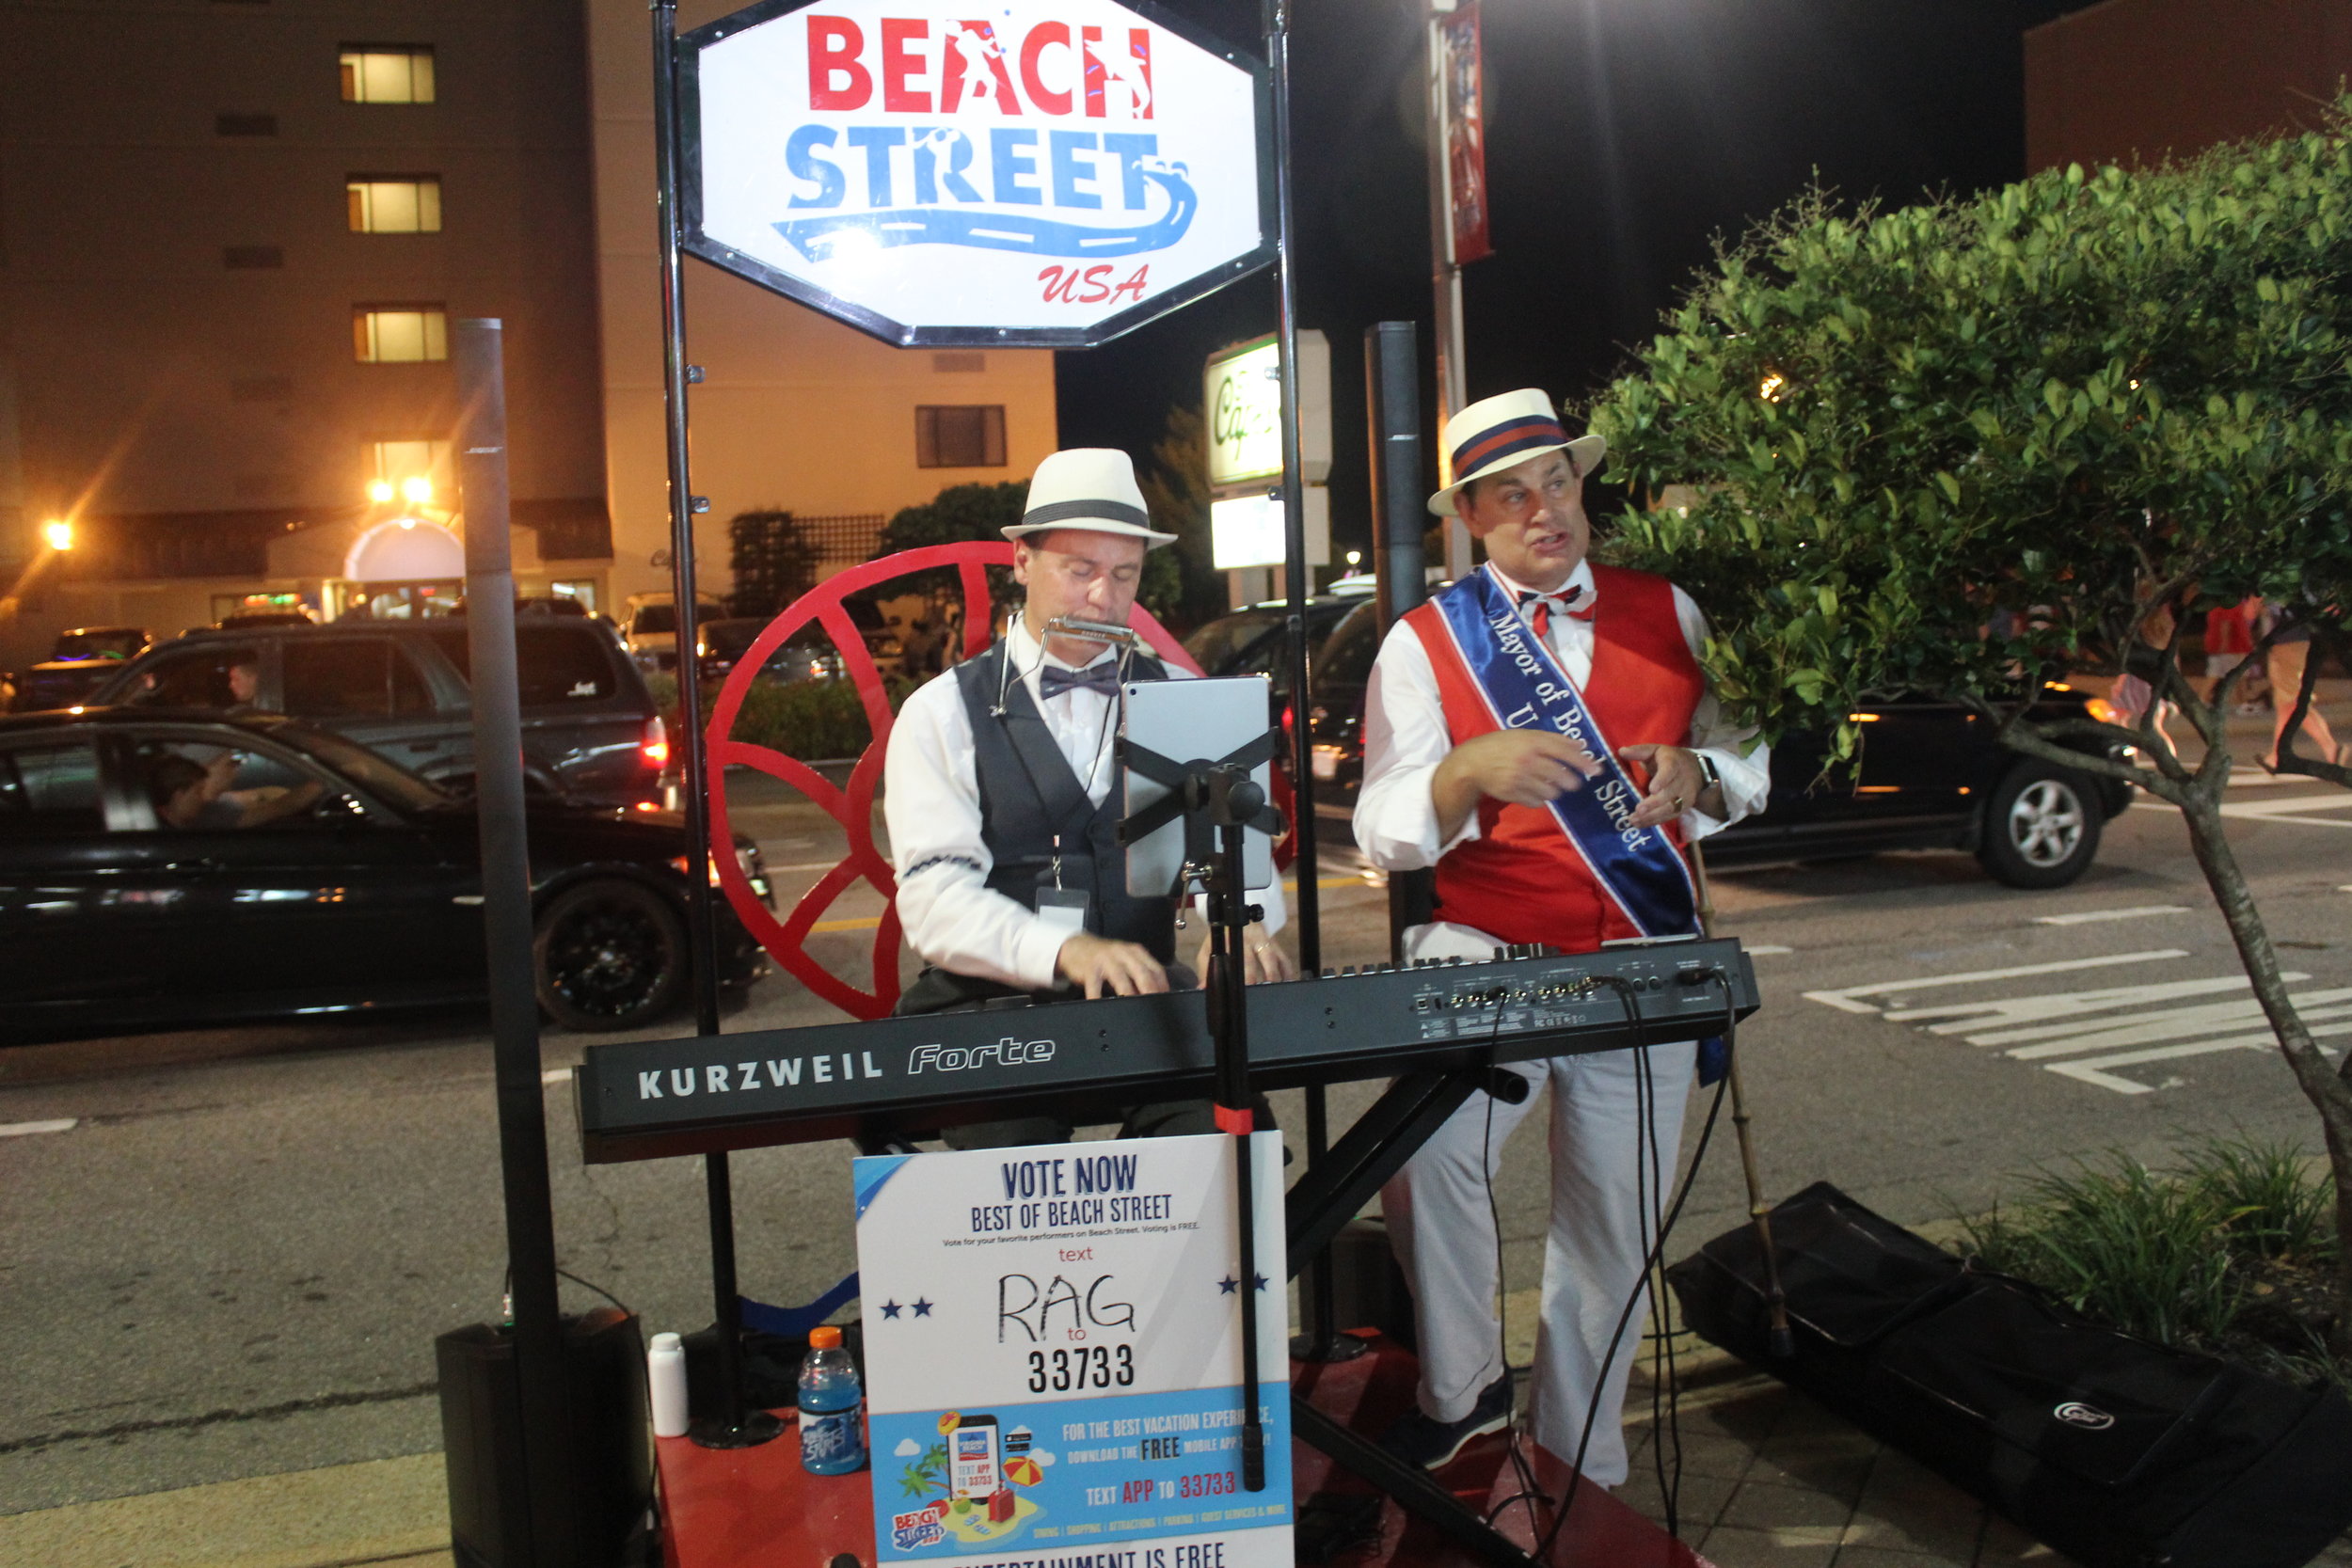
[534,879,688,1031]
[1977,760,2103,889]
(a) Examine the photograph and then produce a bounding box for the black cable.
[503,1264,634,1319]
[1533,970,1735,1561]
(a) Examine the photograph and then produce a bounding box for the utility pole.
[1423,0,1472,581]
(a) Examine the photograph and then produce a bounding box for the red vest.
[1404,564,1705,953]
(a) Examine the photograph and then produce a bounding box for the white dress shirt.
[886,617,1286,991]
[1353,560,1770,875]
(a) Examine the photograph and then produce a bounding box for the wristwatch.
[1694,752,1722,792]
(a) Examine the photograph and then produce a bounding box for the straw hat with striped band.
[1002,448,1176,547]
[1426,388,1608,517]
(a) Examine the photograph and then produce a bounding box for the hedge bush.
[647,673,915,764]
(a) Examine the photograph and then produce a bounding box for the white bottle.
[647,1332,689,1438]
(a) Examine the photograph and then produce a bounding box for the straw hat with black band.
[1003,449,1176,546]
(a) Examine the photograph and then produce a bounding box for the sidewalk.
[17,1331,2346,1568]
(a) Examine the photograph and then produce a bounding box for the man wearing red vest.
[1354,389,1769,1481]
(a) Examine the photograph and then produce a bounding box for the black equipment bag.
[1666,1181,2352,1568]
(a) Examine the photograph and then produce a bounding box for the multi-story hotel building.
[0,0,1057,667]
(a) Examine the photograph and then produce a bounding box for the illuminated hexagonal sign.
[678,0,1273,346]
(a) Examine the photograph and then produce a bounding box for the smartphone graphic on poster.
[949,1415,1001,1500]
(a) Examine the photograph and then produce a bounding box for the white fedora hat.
[1003,449,1176,547]
[1427,389,1608,516]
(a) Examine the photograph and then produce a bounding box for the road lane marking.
[1887,973,2306,1031]
[2033,905,2190,926]
[1819,949,2352,1094]
[2217,793,2352,828]
[0,1118,78,1138]
[542,1068,573,1086]
[1802,950,2187,1013]
[2046,1023,2352,1095]
[1745,944,1794,956]
[1999,991,2352,1058]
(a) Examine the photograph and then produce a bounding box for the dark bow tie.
[1517,583,1593,640]
[1039,662,1123,701]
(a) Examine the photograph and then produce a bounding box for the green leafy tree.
[1587,106,2352,1343]
[1136,403,1230,630]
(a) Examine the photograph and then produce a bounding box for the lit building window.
[915,405,1008,468]
[340,47,436,104]
[348,177,442,233]
[353,308,448,364]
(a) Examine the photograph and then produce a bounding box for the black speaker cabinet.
[436,1307,652,1568]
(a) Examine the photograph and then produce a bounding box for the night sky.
[1056,0,2102,556]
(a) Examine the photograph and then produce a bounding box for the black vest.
[895,640,1176,1015]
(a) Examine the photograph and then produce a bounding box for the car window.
[284,639,434,719]
[0,740,103,833]
[424,626,620,705]
[1313,605,1381,692]
[1184,612,1280,676]
[126,645,261,708]
[123,737,327,832]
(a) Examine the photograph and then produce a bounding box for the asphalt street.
[4,752,2347,1515]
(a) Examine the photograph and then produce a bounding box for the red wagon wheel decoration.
[705,541,1208,1022]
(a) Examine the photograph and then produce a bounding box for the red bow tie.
[1517,585,1593,640]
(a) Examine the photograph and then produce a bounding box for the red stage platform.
[656,1336,1709,1568]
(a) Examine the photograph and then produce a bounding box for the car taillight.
[642,715,669,768]
[2086,697,2123,726]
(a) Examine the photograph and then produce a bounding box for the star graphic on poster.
[1252,1274,1269,1292]
[881,1300,903,1320]
[1218,1275,1238,1294]
[913,1297,934,1317]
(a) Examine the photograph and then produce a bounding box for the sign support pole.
[455,316,578,1567]
[1424,0,1472,581]
[653,0,782,1450]
[1265,0,1318,976]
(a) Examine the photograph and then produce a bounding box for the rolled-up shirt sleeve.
[1353,621,1478,872]
[1672,586,1770,840]
[883,673,1069,991]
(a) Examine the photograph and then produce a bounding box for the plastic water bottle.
[646,1333,689,1439]
[799,1325,866,1475]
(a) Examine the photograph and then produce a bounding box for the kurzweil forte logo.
[691,0,1264,334]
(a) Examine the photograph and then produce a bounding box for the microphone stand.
[1118,731,1287,1494]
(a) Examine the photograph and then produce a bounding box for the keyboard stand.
[1280,1062,1546,1568]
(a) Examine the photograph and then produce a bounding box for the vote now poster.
[855,1132,1292,1568]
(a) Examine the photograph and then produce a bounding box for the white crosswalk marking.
[1885,974,2301,1031]
[1806,949,2346,1095]
[1802,950,2186,1013]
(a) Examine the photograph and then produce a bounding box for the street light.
[42,518,72,552]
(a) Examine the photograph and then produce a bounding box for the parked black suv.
[0,708,771,1039]
[1303,600,2133,889]
[95,621,666,808]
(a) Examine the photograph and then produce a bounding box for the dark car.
[1182,595,1363,720]
[695,617,848,685]
[0,709,771,1040]
[1303,600,2133,889]
[7,626,155,712]
[216,609,318,629]
[95,621,667,808]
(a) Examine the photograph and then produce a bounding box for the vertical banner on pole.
[1438,2,1489,265]
[857,1134,1292,1567]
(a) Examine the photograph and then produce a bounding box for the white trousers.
[1381,923,1695,1485]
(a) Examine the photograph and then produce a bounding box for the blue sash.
[1430,567,1699,940]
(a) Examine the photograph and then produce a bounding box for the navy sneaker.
[1377,1374,1513,1470]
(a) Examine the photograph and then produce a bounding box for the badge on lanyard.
[1035,834,1089,936]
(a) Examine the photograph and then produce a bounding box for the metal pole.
[1264,0,1318,977]
[1365,322,1434,954]
[652,0,780,1449]
[455,316,576,1567]
[1423,1,1472,582]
